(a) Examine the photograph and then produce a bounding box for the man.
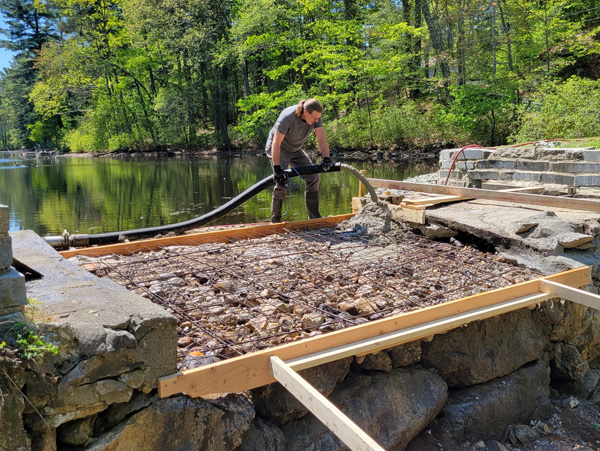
[265,98,333,223]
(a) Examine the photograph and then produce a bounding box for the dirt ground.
[480,396,600,450]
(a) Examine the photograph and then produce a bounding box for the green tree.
[0,0,58,147]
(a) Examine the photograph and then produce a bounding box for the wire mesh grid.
[71,222,540,369]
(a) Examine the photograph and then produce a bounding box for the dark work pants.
[267,148,321,222]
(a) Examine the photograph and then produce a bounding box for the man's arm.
[314,127,330,159]
[271,131,286,166]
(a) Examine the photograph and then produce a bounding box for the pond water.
[0,151,438,236]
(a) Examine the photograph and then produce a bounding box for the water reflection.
[0,152,438,236]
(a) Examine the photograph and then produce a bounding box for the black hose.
[68,163,341,246]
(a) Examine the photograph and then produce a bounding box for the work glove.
[273,165,288,186]
[321,157,333,172]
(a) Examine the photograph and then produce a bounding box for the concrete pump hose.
[340,163,391,233]
[339,163,379,203]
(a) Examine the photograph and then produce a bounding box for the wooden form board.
[158,266,590,398]
[388,204,426,224]
[285,291,551,371]
[278,277,600,451]
[354,185,544,223]
[540,280,600,310]
[367,179,600,212]
[401,186,544,207]
[270,356,385,451]
[59,214,355,259]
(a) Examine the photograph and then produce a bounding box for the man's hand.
[273,165,288,186]
[321,157,333,172]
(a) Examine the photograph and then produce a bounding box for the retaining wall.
[439,143,600,188]
[2,223,600,449]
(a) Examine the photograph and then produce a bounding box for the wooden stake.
[357,170,367,199]
[270,356,385,451]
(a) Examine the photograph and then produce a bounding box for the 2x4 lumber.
[540,280,600,310]
[270,356,385,451]
[357,170,367,199]
[286,292,551,371]
[387,204,426,224]
[402,195,471,206]
[59,214,355,259]
[158,267,590,399]
[367,179,600,213]
[401,186,544,207]
[502,186,545,193]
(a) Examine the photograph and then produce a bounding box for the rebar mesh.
[70,219,540,369]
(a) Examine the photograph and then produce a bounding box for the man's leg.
[271,186,286,223]
[290,150,322,219]
[270,150,293,223]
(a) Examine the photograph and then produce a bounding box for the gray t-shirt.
[265,105,323,155]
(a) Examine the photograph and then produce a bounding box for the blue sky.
[0,17,15,70]
[0,47,14,70]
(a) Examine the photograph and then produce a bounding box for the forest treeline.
[1,0,600,153]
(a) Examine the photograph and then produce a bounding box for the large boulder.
[551,342,590,384]
[386,340,421,368]
[284,367,447,450]
[86,394,254,451]
[0,362,30,451]
[421,308,547,386]
[428,358,552,443]
[238,417,286,451]
[253,357,352,424]
[539,300,600,361]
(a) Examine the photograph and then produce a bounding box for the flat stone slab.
[9,231,178,394]
[425,200,600,274]
[10,230,174,329]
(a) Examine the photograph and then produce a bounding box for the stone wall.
[439,143,600,188]
[0,206,30,451]
[2,227,600,449]
[0,204,27,320]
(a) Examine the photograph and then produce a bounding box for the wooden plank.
[286,292,550,371]
[357,170,367,199]
[501,186,545,193]
[270,356,385,451]
[59,214,355,258]
[388,204,426,224]
[158,267,590,398]
[366,180,600,212]
[398,204,427,210]
[540,280,600,310]
[401,187,544,207]
[352,197,364,213]
[403,195,470,206]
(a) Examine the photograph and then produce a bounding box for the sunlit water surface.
[0,151,438,236]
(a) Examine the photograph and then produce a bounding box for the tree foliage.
[0,0,600,151]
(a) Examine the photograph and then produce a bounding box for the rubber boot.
[271,196,284,223]
[305,191,322,219]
